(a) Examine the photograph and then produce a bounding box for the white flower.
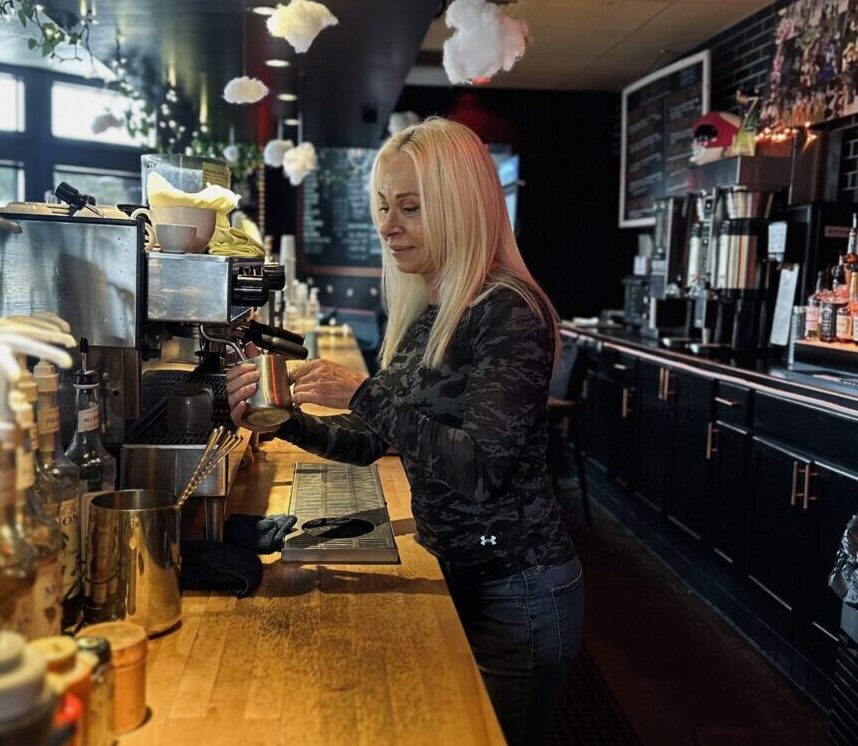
[223,144,240,164]
[387,111,421,136]
[91,111,123,134]
[283,142,317,186]
[442,0,528,85]
[266,0,338,54]
[223,76,269,104]
[263,138,295,168]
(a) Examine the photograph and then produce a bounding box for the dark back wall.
[394,86,636,320]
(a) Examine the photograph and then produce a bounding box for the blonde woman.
[226,118,583,745]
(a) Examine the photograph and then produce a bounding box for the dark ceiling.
[43,0,439,147]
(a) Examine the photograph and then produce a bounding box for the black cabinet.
[708,421,750,568]
[745,436,812,637]
[633,360,672,512]
[667,371,715,541]
[807,461,858,669]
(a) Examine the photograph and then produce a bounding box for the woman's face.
[376,152,433,281]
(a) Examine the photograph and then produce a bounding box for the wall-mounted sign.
[620,51,711,228]
[764,0,858,128]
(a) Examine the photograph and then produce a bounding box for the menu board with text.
[301,147,380,268]
[620,51,710,228]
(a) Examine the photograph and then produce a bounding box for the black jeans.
[441,557,585,746]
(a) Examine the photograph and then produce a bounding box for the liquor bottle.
[837,271,858,342]
[0,410,36,637]
[820,273,847,342]
[832,255,849,302]
[65,360,116,496]
[10,391,62,638]
[34,359,82,629]
[846,213,858,279]
[805,271,827,341]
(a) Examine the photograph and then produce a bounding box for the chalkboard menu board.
[301,147,380,267]
[620,51,710,228]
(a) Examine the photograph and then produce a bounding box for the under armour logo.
[480,535,497,546]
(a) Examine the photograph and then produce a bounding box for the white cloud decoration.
[263,138,295,168]
[223,76,269,104]
[91,111,124,134]
[442,0,529,85]
[222,144,240,164]
[266,0,338,54]
[387,111,421,136]
[283,142,317,186]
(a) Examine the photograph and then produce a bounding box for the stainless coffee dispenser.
[683,156,791,357]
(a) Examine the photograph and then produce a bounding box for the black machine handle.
[55,182,102,216]
[247,320,304,346]
[252,333,308,360]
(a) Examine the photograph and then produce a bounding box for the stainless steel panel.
[146,253,253,324]
[0,215,140,347]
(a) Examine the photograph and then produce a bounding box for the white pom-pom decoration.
[91,111,124,134]
[263,139,295,168]
[283,142,317,186]
[222,144,240,164]
[387,111,421,136]
[223,76,269,104]
[442,0,528,85]
[266,0,338,54]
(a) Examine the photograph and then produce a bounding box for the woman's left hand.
[291,359,368,409]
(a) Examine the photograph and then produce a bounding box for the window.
[51,81,151,147]
[0,164,24,206]
[0,73,25,132]
[53,166,141,206]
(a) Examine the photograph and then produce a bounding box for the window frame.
[0,62,145,203]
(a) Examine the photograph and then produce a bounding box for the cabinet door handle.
[658,368,665,400]
[621,387,632,419]
[803,467,817,510]
[581,378,589,400]
[663,370,673,400]
[706,422,719,460]
[790,461,800,506]
[614,363,629,371]
[714,397,737,408]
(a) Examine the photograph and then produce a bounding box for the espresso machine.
[682,156,791,358]
[0,204,293,539]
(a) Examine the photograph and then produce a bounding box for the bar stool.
[547,331,592,526]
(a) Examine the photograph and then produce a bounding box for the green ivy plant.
[0,0,95,63]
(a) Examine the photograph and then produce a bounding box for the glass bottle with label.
[10,387,62,639]
[34,359,82,629]
[839,271,858,342]
[805,271,827,341]
[65,367,116,496]
[846,213,858,278]
[0,416,36,637]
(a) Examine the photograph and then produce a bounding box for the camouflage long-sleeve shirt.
[278,285,576,568]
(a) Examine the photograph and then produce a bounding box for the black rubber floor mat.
[548,644,642,746]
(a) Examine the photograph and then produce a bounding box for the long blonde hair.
[371,117,559,369]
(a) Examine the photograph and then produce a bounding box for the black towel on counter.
[224,513,297,555]
[180,540,263,598]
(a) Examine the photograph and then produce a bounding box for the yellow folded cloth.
[207,226,264,258]
[147,172,240,213]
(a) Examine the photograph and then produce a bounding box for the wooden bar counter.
[121,333,505,746]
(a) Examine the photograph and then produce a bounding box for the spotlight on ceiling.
[277,93,298,101]
[284,118,300,126]
[251,6,275,16]
[265,59,290,68]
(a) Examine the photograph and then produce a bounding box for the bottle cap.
[75,636,111,667]
[0,632,48,722]
[28,636,77,675]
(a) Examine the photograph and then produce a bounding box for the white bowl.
[151,206,217,252]
[155,223,196,254]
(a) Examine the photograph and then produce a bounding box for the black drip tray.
[301,517,375,539]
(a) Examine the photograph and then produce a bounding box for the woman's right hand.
[225,342,281,432]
